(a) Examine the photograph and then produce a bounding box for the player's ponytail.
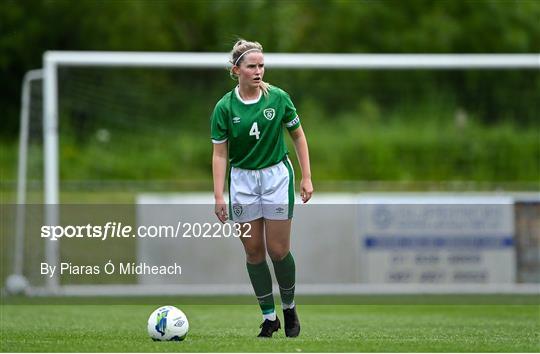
[229,39,269,97]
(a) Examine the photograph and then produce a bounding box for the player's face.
[236,52,265,89]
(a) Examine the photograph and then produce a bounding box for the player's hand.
[214,198,228,223]
[300,178,313,203]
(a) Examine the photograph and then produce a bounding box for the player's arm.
[213,142,228,222]
[289,126,313,203]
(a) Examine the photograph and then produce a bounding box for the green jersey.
[210,85,301,170]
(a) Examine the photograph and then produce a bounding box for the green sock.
[272,252,296,306]
[246,260,275,316]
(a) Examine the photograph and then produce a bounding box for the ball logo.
[263,108,275,120]
[155,309,169,336]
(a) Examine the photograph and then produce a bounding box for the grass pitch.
[1,298,539,352]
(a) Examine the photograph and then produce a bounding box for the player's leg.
[260,159,300,337]
[265,220,293,303]
[230,166,279,337]
[239,219,280,337]
[265,219,300,337]
[265,220,295,309]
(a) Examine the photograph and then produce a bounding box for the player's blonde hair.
[229,39,269,96]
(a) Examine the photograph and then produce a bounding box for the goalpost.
[11,52,540,296]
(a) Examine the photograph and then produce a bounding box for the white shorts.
[229,158,295,223]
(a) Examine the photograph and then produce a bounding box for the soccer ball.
[147,305,189,341]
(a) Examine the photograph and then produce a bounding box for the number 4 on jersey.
[249,122,260,140]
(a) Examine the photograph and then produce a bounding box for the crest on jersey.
[233,204,243,217]
[263,108,275,120]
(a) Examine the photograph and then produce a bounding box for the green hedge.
[2,118,537,184]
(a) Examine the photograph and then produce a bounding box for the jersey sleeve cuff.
[212,138,228,144]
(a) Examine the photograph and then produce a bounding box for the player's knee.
[244,247,266,264]
[268,246,289,262]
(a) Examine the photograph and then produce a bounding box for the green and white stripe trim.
[283,157,295,218]
[279,284,296,291]
[256,292,274,299]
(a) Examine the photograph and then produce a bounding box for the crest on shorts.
[233,204,243,217]
[263,108,275,120]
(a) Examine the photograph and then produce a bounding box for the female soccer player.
[211,39,313,338]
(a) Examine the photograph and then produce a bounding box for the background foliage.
[1,0,539,186]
